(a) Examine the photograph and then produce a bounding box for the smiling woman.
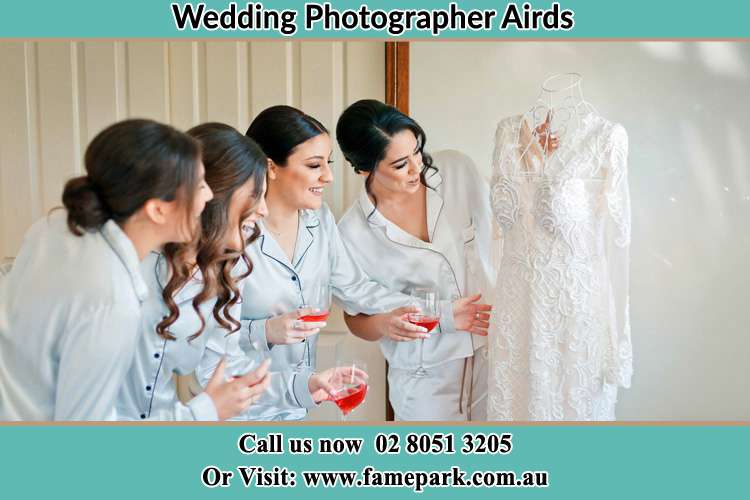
[247,105,333,226]
[193,105,421,422]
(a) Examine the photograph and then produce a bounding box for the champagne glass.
[296,283,331,371]
[329,359,369,421]
[407,287,440,378]
[300,283,331,322]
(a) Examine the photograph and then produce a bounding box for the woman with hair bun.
[0,119,212,421]
[336,100,494,421]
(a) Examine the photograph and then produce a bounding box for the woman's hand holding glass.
[308,364,369,405]
[203,358,272,420]
[264,308,327,345]
[374,305,430,342]
[452,293,492,336]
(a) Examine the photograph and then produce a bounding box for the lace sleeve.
[490,117,521,234]
[603,124,633,389]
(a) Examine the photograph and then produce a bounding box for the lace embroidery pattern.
[488,112,632,421]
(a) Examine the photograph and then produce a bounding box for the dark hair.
[62,119,200,236]
[245,105,328,166]
[335,99,437,212]
[157,123,268,341]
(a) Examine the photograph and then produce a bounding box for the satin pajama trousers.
[389,346,488,421]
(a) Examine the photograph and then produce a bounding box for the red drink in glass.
[299,310,330,322]
[407,314,440,333]
[333,384,368,415]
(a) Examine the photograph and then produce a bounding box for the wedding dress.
[487,105,632,421]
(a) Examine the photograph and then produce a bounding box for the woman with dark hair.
[195,105,412,421]
[336,99,494,421]
[115,123,273,421]
[0,119,211,421]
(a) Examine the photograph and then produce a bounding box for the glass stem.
[418,338,425,371]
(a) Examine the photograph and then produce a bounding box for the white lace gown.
[488,111,633,421]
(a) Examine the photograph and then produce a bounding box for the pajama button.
[146,385,152,391]
[291,276,297,281]
[140,414,146,419]
[154,353,160,359]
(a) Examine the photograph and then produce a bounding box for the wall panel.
[0,43,40,258]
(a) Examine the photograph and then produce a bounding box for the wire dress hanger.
[513,72,600,180]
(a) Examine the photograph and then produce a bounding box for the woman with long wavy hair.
[116,123,271,421]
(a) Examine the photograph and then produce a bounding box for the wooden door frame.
[384,41,410,422]
[386,41,410,115]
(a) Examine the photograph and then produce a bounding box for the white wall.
[411,41,750,420]
[0,41,387,421]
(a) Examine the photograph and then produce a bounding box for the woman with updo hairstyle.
[336,99,495,421]
[116,123,272,421]
[195,105,412,422]
[0,119,211,421]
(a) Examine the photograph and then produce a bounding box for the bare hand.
[265,308,326,345]
[452,294,492,336]
[536,113,560,153]
[378,306,430,343]
[308,365,369,404]
[204,358,271,420]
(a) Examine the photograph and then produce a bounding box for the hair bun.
[61,175,111,235]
